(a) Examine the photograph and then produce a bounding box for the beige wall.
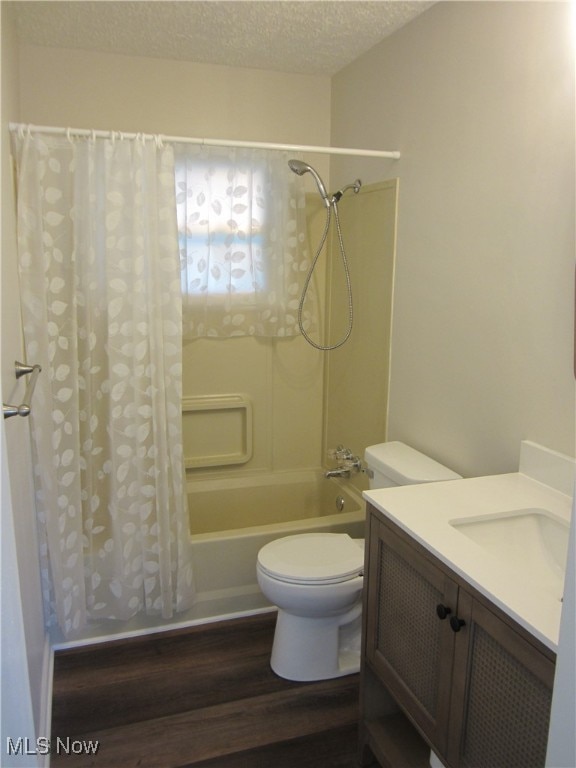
[1,2,47,734]
[17,44,333,476]
[332,1,575,477]
[17,43,332,187]
[17,45,329,146]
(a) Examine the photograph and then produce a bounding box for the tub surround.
[363,441,574,651]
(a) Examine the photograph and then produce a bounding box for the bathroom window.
[176,154,267,299]
[174,145,316,339]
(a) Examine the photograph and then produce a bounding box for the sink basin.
[450,508,569,600]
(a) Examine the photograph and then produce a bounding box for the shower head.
[288,159,330,208]
[288,159,310,176]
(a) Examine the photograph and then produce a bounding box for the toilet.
[256,441,461,681]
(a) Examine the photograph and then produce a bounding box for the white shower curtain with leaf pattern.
[13,131,195,637]
[175,144,317,339]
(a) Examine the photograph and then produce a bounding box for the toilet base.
[270,605,362,682]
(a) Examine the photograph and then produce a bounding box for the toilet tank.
[364,441,462,488]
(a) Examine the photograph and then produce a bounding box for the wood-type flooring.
[50,612,362,768]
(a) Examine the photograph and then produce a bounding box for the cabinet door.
[365,514,458,755]
[448,591,555,768]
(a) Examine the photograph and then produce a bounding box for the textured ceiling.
[13,1,434,76]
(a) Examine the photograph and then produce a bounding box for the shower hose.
[298,201,353,351]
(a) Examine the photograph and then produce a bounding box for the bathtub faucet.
[325,445,363,479]
[325,467,352,479]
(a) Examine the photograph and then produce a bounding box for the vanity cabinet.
[359,504,556,768]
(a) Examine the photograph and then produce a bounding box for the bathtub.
[189,470,365,604]
[52,470,365,647]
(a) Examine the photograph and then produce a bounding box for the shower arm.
[331,180,362,204]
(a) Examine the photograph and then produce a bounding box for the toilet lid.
[257,534,364,584]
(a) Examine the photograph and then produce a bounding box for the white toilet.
[256,441,461,681]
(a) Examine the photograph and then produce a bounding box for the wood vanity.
[358,493,563,768]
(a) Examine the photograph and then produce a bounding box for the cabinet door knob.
[436,604,452,620]
[450,616,466,633]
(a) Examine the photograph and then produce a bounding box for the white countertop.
[364,472,572,651]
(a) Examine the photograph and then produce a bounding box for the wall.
[331,1,575,477]
[324,179,398,491]
[546,492,576,768]
[17,45,329,146]
[17,44,332,479]
[332,8,575,762]
[1,4,50,761]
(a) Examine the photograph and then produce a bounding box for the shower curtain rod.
[9,122,401,160]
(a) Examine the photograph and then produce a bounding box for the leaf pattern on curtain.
[175,144,318,339]
[13,132,195,637]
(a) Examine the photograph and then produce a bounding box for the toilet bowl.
[256,533,364,681]
[257,442,462,682]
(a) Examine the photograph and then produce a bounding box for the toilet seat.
[257,533,364,585]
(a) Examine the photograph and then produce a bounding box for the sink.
[450,508,569,600]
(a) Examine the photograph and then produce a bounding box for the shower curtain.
[175,144,317,339]
[13,131,195,636]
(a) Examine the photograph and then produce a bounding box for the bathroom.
[1,1,574,765]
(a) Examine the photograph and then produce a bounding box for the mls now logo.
[7,737,100,756]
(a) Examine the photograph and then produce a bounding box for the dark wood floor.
[51,612,362,767]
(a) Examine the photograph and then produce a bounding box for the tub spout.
[325,446,364,479]
[324,468,351,479]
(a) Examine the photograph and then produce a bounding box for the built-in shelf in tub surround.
[182,394,253,469]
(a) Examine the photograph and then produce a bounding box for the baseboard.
[51,604,276,651]
[38,636,54,767]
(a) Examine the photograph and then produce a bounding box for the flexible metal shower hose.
[297,202,353,351]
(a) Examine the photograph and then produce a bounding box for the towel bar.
[3,360,42,419]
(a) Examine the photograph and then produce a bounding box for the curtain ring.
[66,127,73,143]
